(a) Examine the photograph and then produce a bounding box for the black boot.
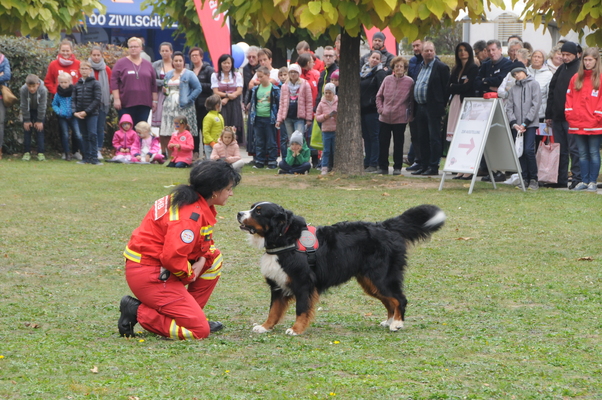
[118,295,141,337]
[208,321,223,333]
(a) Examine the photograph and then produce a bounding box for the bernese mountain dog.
[237,202,445,335]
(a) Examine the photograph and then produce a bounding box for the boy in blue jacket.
[52,72,82,161]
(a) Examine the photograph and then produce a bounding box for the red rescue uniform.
[123,194,222,339]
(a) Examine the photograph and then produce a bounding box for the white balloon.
[237,42,250,68]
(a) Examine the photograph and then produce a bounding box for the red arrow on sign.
[459,137,475,154]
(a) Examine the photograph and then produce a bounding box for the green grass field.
[0,160,600,399]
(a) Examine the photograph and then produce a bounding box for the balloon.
[236,42,250,68]
[231,44,245,69]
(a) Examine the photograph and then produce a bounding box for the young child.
[167,116,194,168]
[505,67,542,190]
[278,67,288,86]
[52,72,82,161]
[278,130,311,174]
[19,74,48,161]
[131,121,165,164]
[202,94,224,160]
[250,66,280,169]
[72,61,102,165]
[110,114,138,162]
[330,69,339,92]
[315,83,338,175]
[210,126,245,171]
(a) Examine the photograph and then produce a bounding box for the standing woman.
[0,49,11,160]
[189,47,214,156]
[153,43,174,144]
[375,56,414,175]
[360,50,387,172]
[528,49,554,122]
[211,54,244,143]
[44,39,81,95]
[89,46,112,159]
[118,160,241,340]
[161,51,202,154]
[565,47,602,192]
[110,37,158,127]
[447,42,479,179]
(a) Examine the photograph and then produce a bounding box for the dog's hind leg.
[356,276,396,327]
[287,289,319,335]
[253,287,293,333]
[357,276,407,331]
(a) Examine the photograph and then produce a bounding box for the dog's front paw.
[389,320,404,331]
[252,324,271,333]
[285,328,300,336]
[380,318,393,327]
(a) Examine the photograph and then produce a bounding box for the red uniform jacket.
[124,194,219,284]
[565,70,602,135]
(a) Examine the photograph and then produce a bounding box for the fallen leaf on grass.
[456,237,473,241]
[90,366,98,373]
[382,192,390,196]
[364,312,373,316]
[24,322,40,328]
[577,256,594,261]
[128,397,139,400]
[122,206,127,208]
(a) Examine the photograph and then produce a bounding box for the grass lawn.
[0,160,600,399]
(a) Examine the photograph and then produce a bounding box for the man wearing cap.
[360,32,395,70]
[545,41,582,189]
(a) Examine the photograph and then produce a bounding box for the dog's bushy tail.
[381,204,445,244]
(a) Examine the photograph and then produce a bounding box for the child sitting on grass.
[210,126,244,172]
[111,114,137,163]
[167,116,194,168]
[131,121,165,164]
[278,130,311,174]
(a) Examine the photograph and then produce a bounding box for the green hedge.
[0,36,127,155]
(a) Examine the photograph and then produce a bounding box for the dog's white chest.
[260,254,292,295]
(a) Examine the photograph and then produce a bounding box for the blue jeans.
[519,127,538,182]
[119,105,150,127]
[278,160,311,174]
[574,134,602,183]
[23,109,44,153]
[58,117,82,155]
[253,116,278,167]
[552,120,581,185]
[361,112,380,167]
[321,131,336,170]
[283,118,306,157]
[97,109,107,149]
[167,161,189,168]
[78,115,99,163]
[204,144,213,160]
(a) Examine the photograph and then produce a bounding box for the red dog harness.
[265,225,319,267]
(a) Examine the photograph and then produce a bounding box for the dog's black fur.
[237,202,445,335]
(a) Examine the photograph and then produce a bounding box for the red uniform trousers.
[125,251,222,340]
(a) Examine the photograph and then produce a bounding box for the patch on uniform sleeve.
[181,229,195,243]
[190,212,200,221]
[154,195,171,220]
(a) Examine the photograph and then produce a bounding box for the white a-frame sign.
[439,98,525,194]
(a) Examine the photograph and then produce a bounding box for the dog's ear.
[271,209,294,236]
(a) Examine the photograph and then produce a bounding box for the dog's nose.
[237,211,244,221]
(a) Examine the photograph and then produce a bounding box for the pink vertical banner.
[363,27,397,56]
[193,0,231,69]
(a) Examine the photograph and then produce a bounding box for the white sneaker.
[61,153,66,160]
[74,151,83,161]
[97,151,104,160]
[587,182,598,192]
[573,182,588,191]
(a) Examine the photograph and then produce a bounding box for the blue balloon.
[231,44,244,69]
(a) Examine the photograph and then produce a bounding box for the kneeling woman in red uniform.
[118,160,241,339]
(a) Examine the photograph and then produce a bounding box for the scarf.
[360,62,381,78]
[89,57,110,111]
[58,54,76,67]
[57,84,73,98]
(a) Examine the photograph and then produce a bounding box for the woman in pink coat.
[131,121,165,164]
[210,127,244,171]
[275,64,313,158]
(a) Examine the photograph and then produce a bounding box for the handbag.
[309,119,323,150]
[515,130,524,157]
[536,135,560,184]
[1,85,18,107]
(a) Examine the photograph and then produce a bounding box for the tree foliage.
[0,0,104,39]
[521,0,602,46]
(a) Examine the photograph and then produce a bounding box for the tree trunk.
[334,31,364,175]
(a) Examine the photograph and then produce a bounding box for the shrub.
[0,36,127,155]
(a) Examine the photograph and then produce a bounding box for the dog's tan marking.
[357,276,403,326]
[261,295,293,330]
[287,289,319,335]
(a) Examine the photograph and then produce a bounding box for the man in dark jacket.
[544,41,582,189]
[316,46,338,108]
[411,41,450,176]
[360,31,395,70]
[243,46,260,157]
[406,39,424,170]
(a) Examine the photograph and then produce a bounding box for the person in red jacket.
[44,39,81,95]
[118,160,241,339]
[565,47,602,192]
[167,116,195,168]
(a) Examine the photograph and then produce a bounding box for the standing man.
[473,40,489,66]
[545,41,582,189]
[243,46,261,158]
[411,41,450,176]
[316,46,338,107]
[360,32,395,70]
[406,39,424,171]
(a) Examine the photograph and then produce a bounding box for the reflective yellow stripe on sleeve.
[169,320,179,340]
[169,204,179,221]
[200,253,223,280]
[123,246,141,263]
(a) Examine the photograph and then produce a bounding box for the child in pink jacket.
[315,83,338,175]
[131,121,165,164]
[111,114,137,162]
[210,126,245,171]
[167,116,194,168]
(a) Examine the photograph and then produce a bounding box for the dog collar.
[265,243,296,254]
